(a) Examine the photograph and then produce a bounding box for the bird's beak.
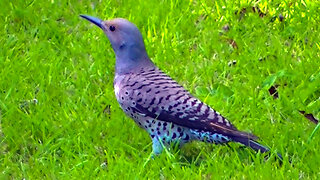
[80,15,103,29]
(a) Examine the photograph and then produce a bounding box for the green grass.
[1,0,320,178]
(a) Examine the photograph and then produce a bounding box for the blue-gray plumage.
[80,15,281,159]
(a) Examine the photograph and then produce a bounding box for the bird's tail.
[232,137,283,160]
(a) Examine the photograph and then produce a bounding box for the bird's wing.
[132,103,257,140]
[121,67,257,140]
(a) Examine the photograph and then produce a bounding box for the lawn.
[0,0,319,179]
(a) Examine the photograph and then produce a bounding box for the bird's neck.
[115,54,154,75]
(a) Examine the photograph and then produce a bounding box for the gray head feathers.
[80,15,154,74]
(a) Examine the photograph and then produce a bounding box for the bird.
[80,15,282,159]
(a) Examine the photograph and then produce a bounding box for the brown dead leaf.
[268,85,279,99]
[299,111,319,124]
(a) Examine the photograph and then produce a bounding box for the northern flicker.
[80,15,282,159]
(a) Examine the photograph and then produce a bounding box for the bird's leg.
[151,136,164,156]
[151,136,176,159]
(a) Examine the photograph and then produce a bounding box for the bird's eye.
[109,25,116,31]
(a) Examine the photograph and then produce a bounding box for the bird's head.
[80,15,153,74]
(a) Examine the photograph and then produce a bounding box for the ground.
[0,0,319,179]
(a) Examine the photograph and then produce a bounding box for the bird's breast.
[114,83,121,97]
[113,74,126,101]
